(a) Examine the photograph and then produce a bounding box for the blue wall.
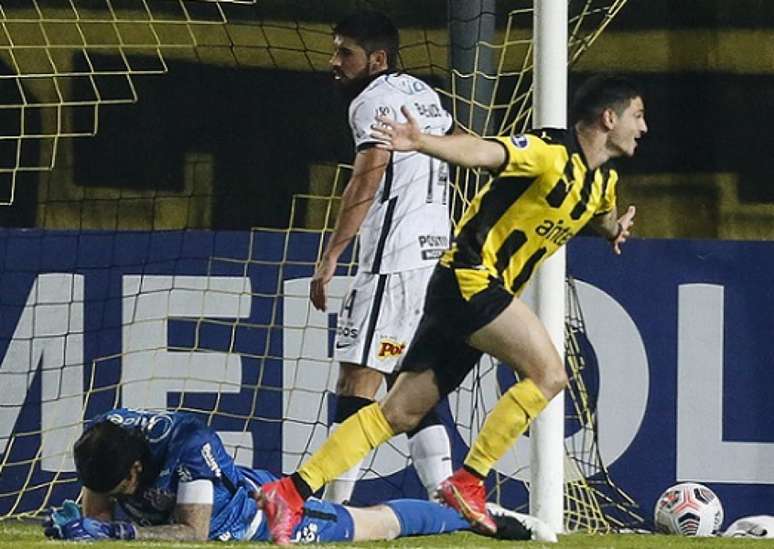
[0,229,772,528]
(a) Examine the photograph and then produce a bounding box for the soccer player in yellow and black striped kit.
[258,75,647,544]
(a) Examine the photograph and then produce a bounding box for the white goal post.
[530,0,568,534]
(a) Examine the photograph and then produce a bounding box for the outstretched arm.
[371,105,506,171]
[589,205,636,255]
[47,501,212,542]
[133,502,211,541]
[49,482,213,542]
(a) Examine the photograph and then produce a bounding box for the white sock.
[322,422,366,504]
[408,424,453,498]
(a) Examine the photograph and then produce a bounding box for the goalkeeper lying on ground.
[44,408,555,543]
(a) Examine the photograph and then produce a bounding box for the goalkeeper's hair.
[571,74,643,126]
[333,11,400,70]
[73,420,155,493]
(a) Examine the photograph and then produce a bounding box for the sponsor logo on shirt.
[414,102,443,118]
[201,442,222,478]
[385,74,427,95]
[105,411,173,442]
[421,249,444,260]
[176,465,193,482]
[511,134,529,149]
[535,218,575,246]
[145,414,173,442]
[418,235,448,248]
[418,234,449,261]
[377,338,406,359]
[375,105,392,119]
[107,412,136,425]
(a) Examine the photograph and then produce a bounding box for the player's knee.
[381,405,422,435]
[543,363,568,398]
[531,361,567,399]
[335,376,361,396]
[335,364,383,398]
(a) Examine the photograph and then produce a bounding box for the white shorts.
[333,267,433,374]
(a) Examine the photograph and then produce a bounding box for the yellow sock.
[298,402,395,493]
[464,378,549,478]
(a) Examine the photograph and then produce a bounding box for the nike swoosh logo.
[335,342,352,349]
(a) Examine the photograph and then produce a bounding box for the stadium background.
[2,0,774,237]
[0,0,773,536]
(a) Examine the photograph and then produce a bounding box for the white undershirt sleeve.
[176,479,214,505]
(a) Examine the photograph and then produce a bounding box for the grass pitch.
[0,521,762,548]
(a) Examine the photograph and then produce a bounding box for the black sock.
[463,464,487,481]
[290,472,313,500]
[333,394,374,423]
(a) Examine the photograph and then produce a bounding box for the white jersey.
[349,72,453,273]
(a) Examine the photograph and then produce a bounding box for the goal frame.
[530,0,568,534]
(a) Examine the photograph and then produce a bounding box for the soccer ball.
[653,482,724,536]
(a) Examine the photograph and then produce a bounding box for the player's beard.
[333,68,389,105]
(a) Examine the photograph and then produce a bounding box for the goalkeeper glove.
[44,499,81,527]
[44,499,137,541]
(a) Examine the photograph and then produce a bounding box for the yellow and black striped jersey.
[440,128,618,299]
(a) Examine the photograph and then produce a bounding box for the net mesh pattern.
[0,1,642,531]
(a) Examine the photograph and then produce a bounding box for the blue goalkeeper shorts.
[290,498,355,544]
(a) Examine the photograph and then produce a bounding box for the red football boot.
[255,477,305,545]
[437,468,497,535]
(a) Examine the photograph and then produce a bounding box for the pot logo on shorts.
[377,338,406,359]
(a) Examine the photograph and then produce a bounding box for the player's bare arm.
[372,105,505,171]
[133,502,212,541]
[590,204,636,255]
[45,496,211,542]
[81,487,113,523]
[310,147,390,311]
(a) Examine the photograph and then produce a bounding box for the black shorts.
[399,265,513,396]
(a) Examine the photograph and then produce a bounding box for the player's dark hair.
[571,74,642,126]
[73,420,154,493]
[334,11,400,69]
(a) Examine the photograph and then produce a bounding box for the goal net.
[0,0,642,532]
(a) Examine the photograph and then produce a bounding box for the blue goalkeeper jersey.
[85,409,477,543]
[90,408,271,541]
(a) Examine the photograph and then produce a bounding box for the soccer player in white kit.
[309,11,453,503]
